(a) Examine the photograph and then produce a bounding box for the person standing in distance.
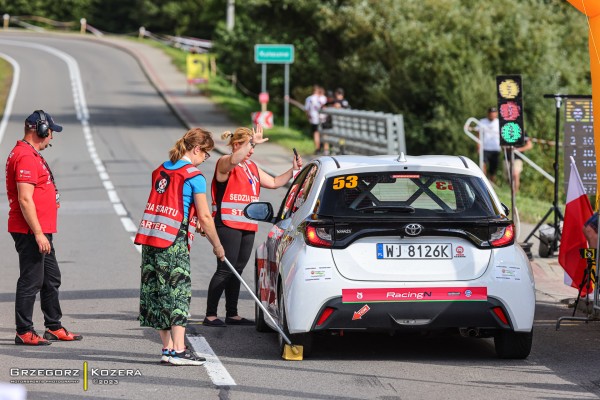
[305,85,327,154]
[204,125,302,327]
[135,128,225,366]
[475,107,501,183]
[6,110,82,345]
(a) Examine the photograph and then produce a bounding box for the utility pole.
[226,0,235,31]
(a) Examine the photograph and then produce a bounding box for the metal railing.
[320,108,406,155]
[463,117,555,183]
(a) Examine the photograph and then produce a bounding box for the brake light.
[492,306,509,325]
[316,307,335,326]
[305,225,334,248]
[490,224,514,247]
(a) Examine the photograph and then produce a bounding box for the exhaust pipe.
[459,328,480,337]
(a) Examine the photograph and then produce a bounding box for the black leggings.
[206,225,255,318]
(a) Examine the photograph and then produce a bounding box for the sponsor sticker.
[304,266,332,282]
[455,245,466,258]
[493,265,522,281]
[342,287,487,303]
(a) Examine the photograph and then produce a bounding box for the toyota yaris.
[245,155,535,359]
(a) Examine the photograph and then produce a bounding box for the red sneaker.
[43,327,83,341]
[15,331,51,346]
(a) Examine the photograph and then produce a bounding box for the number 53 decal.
[333,175,358,189]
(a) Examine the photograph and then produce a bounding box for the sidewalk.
[97,35,578,305]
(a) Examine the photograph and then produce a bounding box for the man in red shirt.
[5,110,82,345]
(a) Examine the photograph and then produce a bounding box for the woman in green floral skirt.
[135,128,225,366]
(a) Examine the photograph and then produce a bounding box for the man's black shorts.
[483,150,500,176]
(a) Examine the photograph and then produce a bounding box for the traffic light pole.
[524,94,569,252]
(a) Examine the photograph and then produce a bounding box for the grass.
[494,184,558,224]
[0,58,12,120]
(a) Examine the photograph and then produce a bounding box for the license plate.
[376,243,453,259]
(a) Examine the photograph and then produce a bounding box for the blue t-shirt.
[163,160,207,219]
[585,213,598,233]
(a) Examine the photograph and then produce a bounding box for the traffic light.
[496,75,525,146]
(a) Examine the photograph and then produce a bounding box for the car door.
[264,164,319,317]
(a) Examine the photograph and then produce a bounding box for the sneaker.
[43,327,83,341]
[15,330,51,346]
[168,348,206,366]
[160,348,174,364]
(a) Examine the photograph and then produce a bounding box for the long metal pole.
[261,63,267,112]
[552,96,561,250]
[284,63,290,128]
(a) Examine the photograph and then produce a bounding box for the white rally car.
[244,155,535,359]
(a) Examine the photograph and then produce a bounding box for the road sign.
[252,111,273,129]
[259,92,269,104]
[254,44,294,64]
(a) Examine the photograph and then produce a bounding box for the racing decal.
[304,266,333,282]
[435,181,454,190]
[493,265,522,282]
[352,305,371,320]
[342,287,487,303]
[454,246,466,258]
[332,175,358,190]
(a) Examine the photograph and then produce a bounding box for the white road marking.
[187,335,237,387]
[0,52,21,145]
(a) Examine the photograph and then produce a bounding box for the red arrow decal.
[352,305,370,320]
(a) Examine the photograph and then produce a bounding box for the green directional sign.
[254,44,294,64]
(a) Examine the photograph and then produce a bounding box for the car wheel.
[277,285,313,358]
[255,261,272,333]
[494,329,533,359]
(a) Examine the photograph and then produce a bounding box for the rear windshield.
[318,172,498,218]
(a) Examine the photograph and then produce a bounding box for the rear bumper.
[311,296,511,332]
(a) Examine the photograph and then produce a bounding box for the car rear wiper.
[354,205,415,213]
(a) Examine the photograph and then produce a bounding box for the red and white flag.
[558,157,593,295]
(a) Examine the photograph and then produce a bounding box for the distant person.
[305,85,327,154]
[510,133,533,193]
[135,128,225,366]
[333,88,350,109]
[474,107,501,183]
[204,125,302,327]
[6,110,83,345]
[583,213,598,248]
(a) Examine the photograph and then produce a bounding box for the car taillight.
[304,224,334,248]
[316,307,335,326]
[492,306,509,325]
[490,224,514,247]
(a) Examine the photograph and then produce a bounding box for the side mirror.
[501,203,510,217]
[244,202,274,222]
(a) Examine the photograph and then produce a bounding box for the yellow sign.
[186,53,210,84]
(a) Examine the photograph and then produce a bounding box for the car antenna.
[396,152,407,163]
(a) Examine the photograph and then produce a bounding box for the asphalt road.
[0,33,599,400]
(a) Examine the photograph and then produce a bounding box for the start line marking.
[187,335,237,387]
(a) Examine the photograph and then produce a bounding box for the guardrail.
[320,108,406,155]
[463,117,555,183]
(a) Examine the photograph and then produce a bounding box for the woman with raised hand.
[135,128,225,365]
[203,125,302,327]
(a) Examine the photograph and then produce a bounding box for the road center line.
[0,52,21,145]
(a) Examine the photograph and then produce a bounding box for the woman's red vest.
[212,159,260,231]
[135,163,203,248]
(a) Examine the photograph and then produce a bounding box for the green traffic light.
[501,122,523,144]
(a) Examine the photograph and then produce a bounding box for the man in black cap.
[5,110,82,345]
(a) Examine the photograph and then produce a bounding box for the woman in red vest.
[204,125,302,327]
[136,128,225,365]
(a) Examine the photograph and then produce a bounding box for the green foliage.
[3,0,592,200]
